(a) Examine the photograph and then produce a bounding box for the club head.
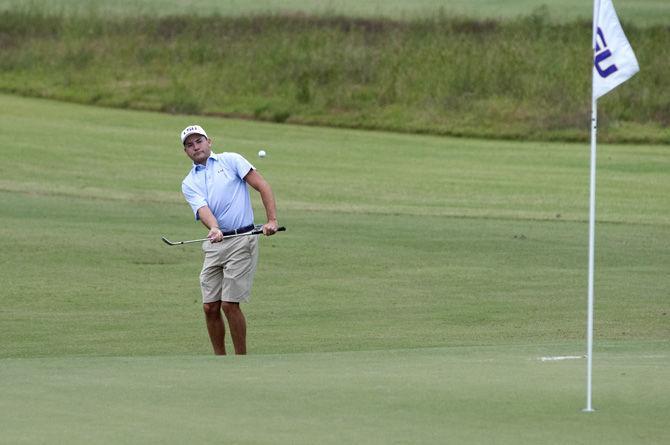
[161,237,178,246]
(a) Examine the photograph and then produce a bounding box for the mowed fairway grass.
[0,94,668,443]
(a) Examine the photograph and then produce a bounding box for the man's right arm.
[182,178,222,242]
[197,206,223,242]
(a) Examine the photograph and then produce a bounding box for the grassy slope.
[1,0,668,25]
[1,3,669,144]
[0,95,668,443]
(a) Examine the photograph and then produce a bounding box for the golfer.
[180,124,279,355]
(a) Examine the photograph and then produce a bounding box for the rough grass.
[0,9,668,143]
[1,0,668,26]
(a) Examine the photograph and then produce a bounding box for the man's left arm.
[244,169,278,235]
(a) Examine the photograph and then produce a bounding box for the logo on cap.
[180,125,208,144]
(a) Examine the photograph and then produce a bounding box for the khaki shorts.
[199,235,259,304]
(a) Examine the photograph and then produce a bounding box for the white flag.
[593,0,639,99]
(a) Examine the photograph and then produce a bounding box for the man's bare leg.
[222,302,246,355]
[203,301,226,355]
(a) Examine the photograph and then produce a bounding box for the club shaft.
[162,227,285,246]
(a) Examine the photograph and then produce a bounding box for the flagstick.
[584,94,597,413]
[584,0,601,414]
[584,0,639,414]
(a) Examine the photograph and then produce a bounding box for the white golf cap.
[180,125,208,144]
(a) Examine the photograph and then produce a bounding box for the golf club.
[161,226,285,246]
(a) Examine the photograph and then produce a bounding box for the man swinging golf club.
[180,124,279,355]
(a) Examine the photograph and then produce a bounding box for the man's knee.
[221,301,241,316]
[203,301,222,317]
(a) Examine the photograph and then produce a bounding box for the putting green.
[1,344,668,444]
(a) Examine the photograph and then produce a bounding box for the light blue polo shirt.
[181,152,255,231]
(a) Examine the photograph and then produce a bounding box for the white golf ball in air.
[258,150,266,158]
